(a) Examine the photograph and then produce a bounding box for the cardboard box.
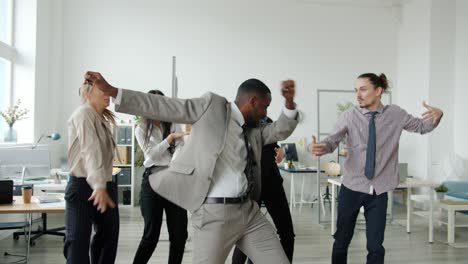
[114,146,130,165]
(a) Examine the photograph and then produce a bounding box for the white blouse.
[135,122,184,168]
[67,104,115,190]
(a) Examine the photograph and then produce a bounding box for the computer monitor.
[0,180,13,204]
[0,148,51,184]
[280,143,299,162]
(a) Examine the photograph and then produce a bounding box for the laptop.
[0,180,14,204]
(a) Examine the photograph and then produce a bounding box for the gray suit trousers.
[191,200,289,264]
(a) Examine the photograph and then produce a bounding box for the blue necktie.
[365,112,377,179]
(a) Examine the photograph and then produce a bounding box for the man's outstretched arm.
[402,101,443,134]
[85,71,210,124]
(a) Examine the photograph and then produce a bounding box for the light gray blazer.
[116,89,298,211]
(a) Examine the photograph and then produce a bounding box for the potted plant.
[336,101,354,117]
[434,184,449,200]
[336,101,354,157]
[0,99,29,143]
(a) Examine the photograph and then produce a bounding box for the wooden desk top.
[440,199,468,206]
[0,196,65,214]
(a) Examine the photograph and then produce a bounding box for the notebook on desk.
[36,195,62,203]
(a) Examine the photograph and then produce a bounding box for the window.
[0,0,14,142]
[0,58,11,135]
[0,58,11,108]
[1,0,38,144]
[0,0,12,44]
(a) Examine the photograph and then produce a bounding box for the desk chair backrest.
[323,161,341,177]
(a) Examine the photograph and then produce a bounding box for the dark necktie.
[241,125,255,195]
[365,111,377,179]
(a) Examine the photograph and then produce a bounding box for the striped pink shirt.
[322,103,441,195]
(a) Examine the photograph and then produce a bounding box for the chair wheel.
[13,234,19,240]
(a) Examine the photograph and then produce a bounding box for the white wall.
[35,0,398,164]
[397,0,467,181]
[454,0,468,172]
[427,0,456,180]
[27,0,468,181]
[30,0,64,167]
[395,0,431,180]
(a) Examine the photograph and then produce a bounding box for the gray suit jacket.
[116,89,298,211]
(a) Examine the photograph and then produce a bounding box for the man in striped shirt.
[309,73,443,264]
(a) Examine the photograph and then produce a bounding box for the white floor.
[1,204,468,263]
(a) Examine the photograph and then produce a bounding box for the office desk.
[279,167,323,211]
[14,168,119,244]
[12,180,67,245]
[328,178,438,243]
[0,196,65,264]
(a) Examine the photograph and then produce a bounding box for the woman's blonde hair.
[79,83,117,125]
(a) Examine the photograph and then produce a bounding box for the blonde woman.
[64,83,119,264]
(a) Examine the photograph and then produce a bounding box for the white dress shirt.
[207,103,248,197]
[135,122,183,168]
[208,104,297,197]
[113,89,297,197]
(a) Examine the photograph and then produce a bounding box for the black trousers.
[232,178,295,264]
[64,176,119,264]
[332,185,388,264]
[133,167,188,264]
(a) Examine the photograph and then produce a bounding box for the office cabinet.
[112,123,135,207]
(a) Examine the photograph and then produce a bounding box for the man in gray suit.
[85,72,298,264]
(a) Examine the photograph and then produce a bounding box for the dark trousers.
[133,167,188,264]
[332,185,388,264]
[64,176,119,264]
[232,178,295,264]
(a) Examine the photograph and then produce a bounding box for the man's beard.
[244,119,259,128]
[244,112,259,128]
[358,100,370,108]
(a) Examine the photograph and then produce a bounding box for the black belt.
[204,194,250,204]
[143,166,158,177]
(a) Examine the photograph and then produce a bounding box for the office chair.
[320,161,341,216]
